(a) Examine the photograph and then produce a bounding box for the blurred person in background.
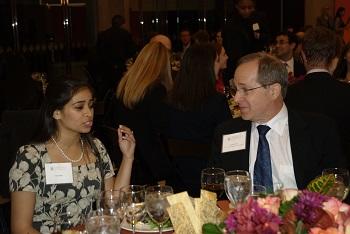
[106,42,180,188]
[285,27,350,167]
[273,31,306,84]
[164,43,231,196]
[332,43,350,82]
[222,0,270,86]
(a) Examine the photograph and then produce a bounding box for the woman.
[107,41,178,187]
[215,43,229,94]
[9,78,135,233]
[164,43,231,196]
[333,43,350,83]
[335,6,350,41]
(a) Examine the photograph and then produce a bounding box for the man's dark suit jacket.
[285,72,350,166]
[293,59,306,78]
[210,108,346,189]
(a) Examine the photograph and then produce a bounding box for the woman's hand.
[117,125,135,160]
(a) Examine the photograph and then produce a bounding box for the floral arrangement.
[203,175,350,234]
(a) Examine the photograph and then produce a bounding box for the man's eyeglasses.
[231,83,274,96]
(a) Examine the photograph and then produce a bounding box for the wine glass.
[224,170,252,206]
[121,185,146,234]
[322,168,350,201]
[201,167,225,199]
[97,190,126,223]
[145,185,174,234]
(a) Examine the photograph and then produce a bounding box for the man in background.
[285,27,350,166]
[94,15,137,100]
[222,0,270,85]
[274,31,305,84]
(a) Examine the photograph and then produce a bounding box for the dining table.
[119,200,230,234]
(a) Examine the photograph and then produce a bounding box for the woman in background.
[164,43,231,196]
[108,41,180,188]
[333,43,350,83]
[9,78,135,233]
[335,6,350,42]
[215,42,229,94]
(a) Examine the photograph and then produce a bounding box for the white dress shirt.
[249,104,298,189]
[281,57,294,75]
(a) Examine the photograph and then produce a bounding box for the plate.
[121,219,174,233]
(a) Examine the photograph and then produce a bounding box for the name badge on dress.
[222,131,246,153]
[45,163,74,185]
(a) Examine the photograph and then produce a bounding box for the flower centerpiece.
[203,175,350,234]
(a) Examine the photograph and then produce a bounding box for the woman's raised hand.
[117,125,135,160]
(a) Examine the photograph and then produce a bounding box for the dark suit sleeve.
[319,116,347,169]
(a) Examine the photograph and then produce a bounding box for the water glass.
[145,185,173,234]
[85,213,120,234]
[224,170,252,206]
[322,168,350,201]
[201,167,225,199]
[121,185,146,234]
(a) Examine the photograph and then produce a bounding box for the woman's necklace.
[51,136,84,163]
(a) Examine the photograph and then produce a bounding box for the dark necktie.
[253,125,273,189]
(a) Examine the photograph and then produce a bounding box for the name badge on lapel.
[45,163,74,185]
[222,131,247,153]
[252,23,260,31]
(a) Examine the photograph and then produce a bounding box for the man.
[274,31,305,84]
[175,28,192,57]
[222,0,270,85]
[94,15,137,100]
[285,27,350,166]
[210,52,345,189]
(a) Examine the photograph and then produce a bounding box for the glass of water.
[145,185,173,234]
[121,185,146,234]
[85,211,120,234]
[322,168,350,201]
[224,170,252,206]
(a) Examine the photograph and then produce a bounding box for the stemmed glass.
[224,170,252,206]
[145,185,173,234]
[97,190,126,223]
[322,168,350,201]
[121,185,146,234]
[201,167,225,199]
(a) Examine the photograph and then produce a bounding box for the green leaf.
[307,174,335,194]
[295,220,307,234]
[279,196,298,217]
[202,223,224,234]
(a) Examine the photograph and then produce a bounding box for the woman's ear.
[53,110,60,120]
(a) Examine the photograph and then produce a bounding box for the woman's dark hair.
[169,43,217,111]
[336,7,346,18]
[32,78,94,143]
[333,43,350,80]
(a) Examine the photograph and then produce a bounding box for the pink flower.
[257,196,281,215]
[309,227,339,234]
[323,198,343,217]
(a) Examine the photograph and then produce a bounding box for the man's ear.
[270,83,282,99]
